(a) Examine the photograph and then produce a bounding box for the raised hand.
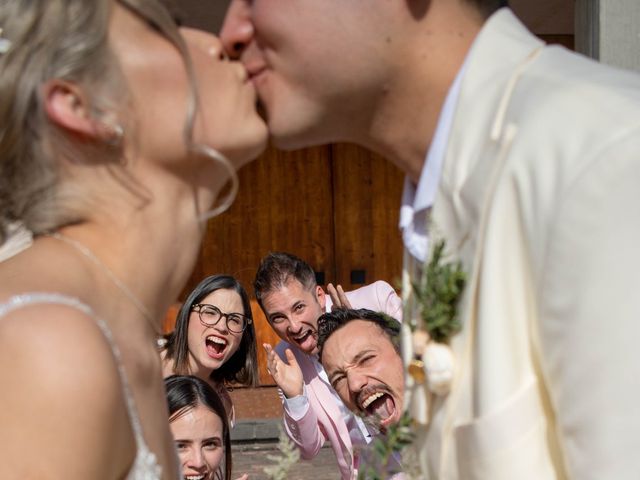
[263,343,304,398]
[327,283,352,310]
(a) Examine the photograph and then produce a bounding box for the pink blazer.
[275,281,403,480]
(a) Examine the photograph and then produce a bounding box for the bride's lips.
[246,64,267,85]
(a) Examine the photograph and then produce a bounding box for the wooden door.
[172,143,404,385]
[331,144,404,291]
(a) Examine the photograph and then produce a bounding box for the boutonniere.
[409,240,466,396]
[358,240,467,478]
[357,412,414,480]
[0,28,12,55]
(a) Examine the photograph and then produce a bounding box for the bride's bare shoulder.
[0,302,135,478]
[0,301,123,395]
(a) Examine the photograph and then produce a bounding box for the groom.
[222,1,640,478]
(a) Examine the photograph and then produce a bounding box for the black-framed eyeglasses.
[191,303,252,334]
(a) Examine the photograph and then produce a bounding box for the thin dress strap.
[0,293,162,480]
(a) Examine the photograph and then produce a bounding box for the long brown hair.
[0,0,236,243]
[164,274,259,387]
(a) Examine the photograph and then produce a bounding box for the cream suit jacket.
[275,280,403,480]
[421,8,640,480]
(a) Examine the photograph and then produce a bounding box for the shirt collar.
[400,58,469,225]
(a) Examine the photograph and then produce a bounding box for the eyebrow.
[267,300,304,321]
[198,304,245,316]
[267,311,284,322]
[352,349,375,364]
[327,349,375,383]
[174,436,221,443]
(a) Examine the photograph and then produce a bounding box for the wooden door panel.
[178,144,404,384]
[331,144,404,291]
[184,145,334,293]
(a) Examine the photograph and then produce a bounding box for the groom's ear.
[42,79,104,141]
[316,285,327,309]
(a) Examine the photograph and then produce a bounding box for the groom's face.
[220,0,395,150]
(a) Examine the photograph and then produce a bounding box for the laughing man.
[254,252,402,480]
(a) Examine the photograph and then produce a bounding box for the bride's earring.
[104,123,124,147]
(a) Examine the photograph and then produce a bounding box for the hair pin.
[0,28,11,54]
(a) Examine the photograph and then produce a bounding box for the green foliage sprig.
[412,240,466,342]
[358,412,415,480]
[263,427,300,480]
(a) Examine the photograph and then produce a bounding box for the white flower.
[423,342,454,396]
[0,28,11,54]
[411,329,430,355]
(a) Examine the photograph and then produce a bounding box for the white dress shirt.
[399,62,468,263]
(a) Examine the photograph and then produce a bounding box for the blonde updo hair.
[0,0,234,244]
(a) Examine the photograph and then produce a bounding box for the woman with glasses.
[161,275,258,424]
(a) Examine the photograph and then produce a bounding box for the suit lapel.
[299,351,355,467]
[431,10,545,263]
[427,10,547,475]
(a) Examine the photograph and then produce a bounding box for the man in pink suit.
[253,252,402,480]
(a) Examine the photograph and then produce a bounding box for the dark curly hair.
[317,308,401,362]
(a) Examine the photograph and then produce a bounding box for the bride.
[0,0,266,478]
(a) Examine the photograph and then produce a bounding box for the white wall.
[576,0,640,72]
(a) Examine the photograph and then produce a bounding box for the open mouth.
[184,475,206,480]
[205,335,228,360]
[292,328,312,343]
[358,390,397,428]
[290,328,316,351]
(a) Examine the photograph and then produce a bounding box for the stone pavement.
[229,387,342,479]
[231,441,341,480]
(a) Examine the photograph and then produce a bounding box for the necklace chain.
[48,232,163,339]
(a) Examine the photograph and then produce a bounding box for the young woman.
[165,375,247,480]
[0,0,267,478]
[162,275,259,424]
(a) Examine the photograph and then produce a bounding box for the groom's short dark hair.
[465,0,507,18]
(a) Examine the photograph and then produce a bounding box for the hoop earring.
[193,144,239,222]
